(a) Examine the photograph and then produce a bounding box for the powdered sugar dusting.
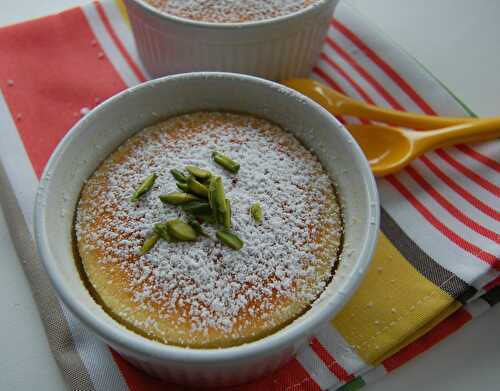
[76,112,342,347]
[145,0,318,23]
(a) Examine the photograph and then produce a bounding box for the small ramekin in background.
[123,0,338,80]
[35,73,378,387]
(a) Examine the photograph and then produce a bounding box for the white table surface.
[1,1,499,390]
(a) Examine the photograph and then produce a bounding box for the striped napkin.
[0,1,498,390]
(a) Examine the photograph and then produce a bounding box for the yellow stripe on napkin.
[333,233,457,364]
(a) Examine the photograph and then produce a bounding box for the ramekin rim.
[127,0,335,30]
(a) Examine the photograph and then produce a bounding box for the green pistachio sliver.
[223,199,232,228]
[187,176,209,198]
[216,229,243,250]
[186,165,212,180]
[188,219,208,237]
[140,232,160,254]
[171,169,188,183]
[212,151,240,173]
[166,219,198,241]
[208,175,216,211]
[159,192,200,205]
[154,223,174,242]
[181,201,212,216]
[208,176,226,224]
[131,173,157,202]
[213,176,227,214]
[250,202,263,223]
[177,182,189,192]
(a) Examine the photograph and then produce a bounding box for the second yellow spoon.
[347,119,500,176]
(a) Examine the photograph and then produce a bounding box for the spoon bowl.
[346,120,500,176]
[346,124,415,176]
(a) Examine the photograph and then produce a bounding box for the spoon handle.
[415,118,500,153]
[337,99,473,130]
[284,79,474,129]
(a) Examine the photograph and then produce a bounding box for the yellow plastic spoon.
[283,79,475,129]
[346,119,500,176]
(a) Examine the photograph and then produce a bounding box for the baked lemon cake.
[75,112,342,348]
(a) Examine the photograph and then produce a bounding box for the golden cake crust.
[76,112,342,348]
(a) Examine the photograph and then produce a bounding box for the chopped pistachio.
[167,219,198,241]
[212,151,240,173]
[177,182,189,192]
[159,192,200,205]
[140,232,160,254]
[186,165,211,180]
[187,176,209,198]
[208,175,215,211]
[250,202,263,222]
[216,229,243,250]
[171,169,188,183]
[181,201,212,216]
[223,199,232,228]
[208,176,227,215]
[154,223,174,242]
[131,173,157,202]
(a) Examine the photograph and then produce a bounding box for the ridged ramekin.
[35,73,379,387]
[123,0,338,80]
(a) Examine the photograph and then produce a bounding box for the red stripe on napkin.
[332,20,436,116]
[319,52,375,105]
[406,166,500,242]
[94,1,146,82]
[325,36,404,111]
[419,156,500,220]
[318,52,370,125]
[435,150,500,197]
[310,338,354,382]
[0,7,128,177]
[455,145,500,173]
[382,308,472,371]
[386,175,499,268]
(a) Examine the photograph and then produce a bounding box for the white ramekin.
[34,73,379,387]
[123,0,338,80]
